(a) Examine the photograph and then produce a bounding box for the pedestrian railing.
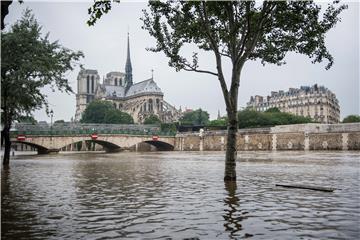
[10,129,176,138]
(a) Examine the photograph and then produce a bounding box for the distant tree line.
[80,100,359,129]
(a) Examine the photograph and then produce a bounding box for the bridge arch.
[143,140,174,151]
[11,141,50,154]
[60,139,122,153]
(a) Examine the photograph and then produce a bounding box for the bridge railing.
[10,128,176,137]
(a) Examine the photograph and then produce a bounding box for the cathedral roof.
[101,78,162,99]
[125,78,162,96]
[103,85,126,98]
[81,69,98,74]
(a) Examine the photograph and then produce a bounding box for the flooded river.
[1,151,360,239]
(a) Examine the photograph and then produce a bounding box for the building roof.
[102,78,162,98]
[125,78,162,97]
[106,71,125,77]
[103,85,126,98]
[81,69,98,74]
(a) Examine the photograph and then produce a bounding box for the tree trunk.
[224,110,238,181]
[2,124,11,166]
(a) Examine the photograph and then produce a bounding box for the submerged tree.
[87,1,346,181]
[141,1,346,181]
[1,10,83,165]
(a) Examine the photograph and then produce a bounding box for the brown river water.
[1,151,360,239]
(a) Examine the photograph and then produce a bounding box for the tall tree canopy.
[87,1,347,181]
[81,100,134,124]
[1,9,83,165]
[141,1,346,181]
[179,108,210,126]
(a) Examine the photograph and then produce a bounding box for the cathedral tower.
[125,32,133,90]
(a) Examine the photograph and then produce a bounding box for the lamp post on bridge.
[50,109,54,135]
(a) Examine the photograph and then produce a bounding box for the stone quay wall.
[174,123,360,151]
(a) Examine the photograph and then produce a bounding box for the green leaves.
[179,108,209,126]
[143,1,347,74]
[87,0,119,26]
[81,100,134,124]
[1,9,83,124]
[143,114,161,125]
[342,115,360,123]
[238,109,312,129]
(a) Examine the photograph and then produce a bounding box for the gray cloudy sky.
[5,1,359,122]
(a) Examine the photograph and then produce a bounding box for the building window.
[91,76,95,93]
[149,99,153,112]
[113,103,117,109]
[115,78,118,86]
[87,75,90,93]
[156,99,160,110]
[120,78,122,86]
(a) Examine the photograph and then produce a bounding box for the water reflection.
[223,181,242,238]
[1,151,359,239]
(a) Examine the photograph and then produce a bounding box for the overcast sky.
[5,0,359,122]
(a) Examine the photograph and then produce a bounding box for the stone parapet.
[174,123,360,151]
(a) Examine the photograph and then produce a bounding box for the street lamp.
[50,109,54,135]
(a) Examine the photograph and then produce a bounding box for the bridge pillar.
[81,140,87,151]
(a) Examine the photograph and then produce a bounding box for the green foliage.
[81,100,134,124]
[104,109,134,124]
[87,0,119,26]
[179,109,209,125]
[160,123,177,133]
[207,118,228,127]
[1,9,83,125]
[1,9,83,164]
[18,115,37,124]
[143,114,161,125]
[342,115,360,123]
[81,100,113,123]
[265,107,281,113]
[238,110,312,129]
[54,120,65,124]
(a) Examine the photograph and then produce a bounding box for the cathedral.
[75,34,182,123]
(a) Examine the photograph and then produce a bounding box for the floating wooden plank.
[275,184,336,192]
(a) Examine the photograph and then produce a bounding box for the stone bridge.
[11,134,176,154]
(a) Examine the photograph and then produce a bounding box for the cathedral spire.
[125,32,133,89]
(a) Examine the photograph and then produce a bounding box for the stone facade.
[75,34,181,123]
[174,123,360,151]
[246,84,340,124]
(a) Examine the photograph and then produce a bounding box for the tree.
[207,118,228,128]
[265,107,281,113]
[81,100,134,124]
[141,1,346,181]
[1,10,83,165]
[87,1,346,181]
[342,115,360,123]
[18,115,37,124]
[54,120,65,124]
[179,108,209,125]
[104,110,134,124]
[238,109,312,128]
[81,100,114,123]
[143,114,161,124]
